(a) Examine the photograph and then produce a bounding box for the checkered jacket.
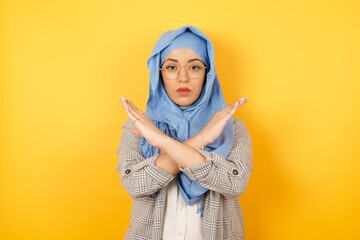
[117,117,252,240]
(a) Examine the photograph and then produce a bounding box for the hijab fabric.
[141,25,234,209]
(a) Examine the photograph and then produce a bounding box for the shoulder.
[232,117,248,132]
[121,119,138,140]
[123,118,135,130]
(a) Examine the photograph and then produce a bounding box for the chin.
[177,101,195,108]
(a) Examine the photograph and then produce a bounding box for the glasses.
[160,61,207,80]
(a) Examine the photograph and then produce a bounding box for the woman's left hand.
[120,96,165,147]
[197,97,248,147]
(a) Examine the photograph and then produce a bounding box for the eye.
[164,65,178,71]
[188,65,202,71]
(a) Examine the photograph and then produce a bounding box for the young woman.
[117,25,252,240]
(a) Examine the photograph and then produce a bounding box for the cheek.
[194,79,205,95]
[162,80,173,94]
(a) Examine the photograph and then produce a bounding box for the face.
[161,48,206,107]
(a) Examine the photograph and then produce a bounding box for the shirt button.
[232,169,239,175]
[125,169,131,174]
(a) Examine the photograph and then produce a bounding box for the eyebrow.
[163,58,203,63]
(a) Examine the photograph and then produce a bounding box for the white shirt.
[162,178,203,240]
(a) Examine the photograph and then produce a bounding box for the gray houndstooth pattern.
[117,117,252,240]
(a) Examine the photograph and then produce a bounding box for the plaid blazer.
[117,117,252,240]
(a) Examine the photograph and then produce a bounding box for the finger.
[219,100,241,117]
[127,108,138,121]
[126,99,144,120]
[224,105,235,112]
[225,97,246,111]
[221,97,248,119]
[217,102,237,116]
[231,97,248,110]
[238,97,248,107]
[120,96,129,111]
[228,103,240,117]
[121,97,140,122]
[120,96,135,120]
[127,101,149,124]
[228,97,248,116]
[123,99,140,120]
[127,100,141,114]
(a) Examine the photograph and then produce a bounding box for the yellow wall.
[1,0,359,239]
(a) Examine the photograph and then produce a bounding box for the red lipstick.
[176,87,191,96]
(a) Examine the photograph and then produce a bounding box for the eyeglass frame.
[159,61,207,79]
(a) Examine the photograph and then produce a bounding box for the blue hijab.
[141,25,234,207]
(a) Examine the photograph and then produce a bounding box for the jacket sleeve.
[179,118,252,198]
[116,119,175,198]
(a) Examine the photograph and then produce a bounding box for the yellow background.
[1,0,359,239]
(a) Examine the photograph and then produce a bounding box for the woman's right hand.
[120,96,167,148]
[198,97,248,147]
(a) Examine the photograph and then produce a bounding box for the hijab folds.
[141,25,234,210]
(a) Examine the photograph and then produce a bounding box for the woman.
[117,25,252,240]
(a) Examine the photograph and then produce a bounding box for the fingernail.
[121,96,128,109]
[235,101,239,105]
[239,97,247,104]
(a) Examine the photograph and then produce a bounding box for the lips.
[176,87,191,96]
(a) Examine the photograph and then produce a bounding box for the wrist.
[155,134,173,151]
[195,133,208,149]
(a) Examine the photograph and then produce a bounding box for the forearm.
[158,135,206,168]
[180,118,253,198]
[155,153,180,175]
[118,120,175,198]
[155,134,206,172]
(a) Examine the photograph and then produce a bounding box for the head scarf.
[160,31,209,66]
[141,26,234,210]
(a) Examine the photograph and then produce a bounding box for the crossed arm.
[117,117,252,199]
[120,96,248,174]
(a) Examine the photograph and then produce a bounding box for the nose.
[177,67,189,82]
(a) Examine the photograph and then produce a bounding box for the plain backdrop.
[1,0,359,239]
